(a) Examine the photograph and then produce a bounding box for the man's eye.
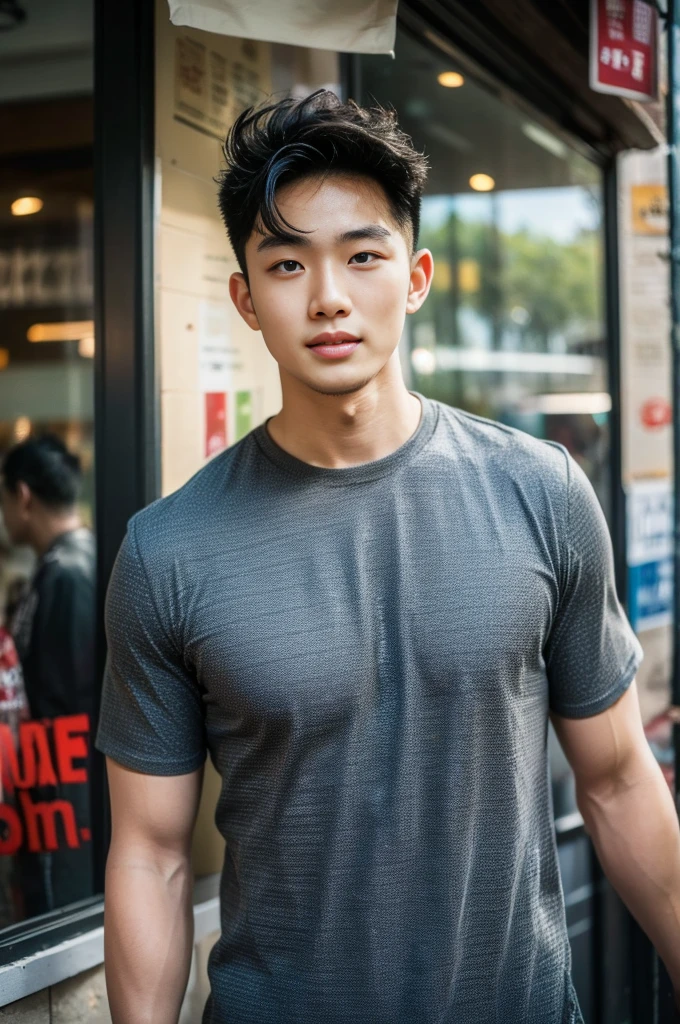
[274,260,302,273]
[349,252,379,265]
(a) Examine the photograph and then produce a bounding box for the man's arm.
[551,681,680,998]
[104,758,204,1024]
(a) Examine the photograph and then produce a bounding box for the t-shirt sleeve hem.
[549,644,643,719]
[95,737,207,777]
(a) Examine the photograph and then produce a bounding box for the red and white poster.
[590,0,658,102]
[205,392,227,459]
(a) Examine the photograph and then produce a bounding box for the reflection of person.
[0,434,95,915]
[97,92,680,1024]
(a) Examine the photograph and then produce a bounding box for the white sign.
[198,299,231,393]
[627,479,673,632]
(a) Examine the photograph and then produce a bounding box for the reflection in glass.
[362,29,609,516]
[360,30,610,875]
[0,0,95,929]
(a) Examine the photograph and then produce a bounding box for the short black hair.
[2,434,81,509]
[217,89,429,277]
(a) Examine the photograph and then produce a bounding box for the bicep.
[106,757,204,859]
[550,679,657,796]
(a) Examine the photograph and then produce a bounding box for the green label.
[235,389,253,440]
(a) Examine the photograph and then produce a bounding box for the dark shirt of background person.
[0,434,95,916]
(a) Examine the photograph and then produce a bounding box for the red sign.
[0,714,91,855]
[590,0,658,102]
[640,396,672,429]
[205,392,227,459]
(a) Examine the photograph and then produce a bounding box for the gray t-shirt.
[96,396,642,1024]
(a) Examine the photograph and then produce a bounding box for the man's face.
[0,481,29,546]
[230,173,432,396]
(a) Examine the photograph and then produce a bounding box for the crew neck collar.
[253,393,438,486]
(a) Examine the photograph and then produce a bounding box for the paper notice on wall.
[631,184,668,236]
[627,479,673,633]
[174,32,270,141]
[198,299,232,392]
[205,391,227,458]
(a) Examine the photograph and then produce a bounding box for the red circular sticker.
[640,397,672,429]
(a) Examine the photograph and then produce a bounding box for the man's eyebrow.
[336,225,392,244]
[256,231,312,252]
[255,224,393,253]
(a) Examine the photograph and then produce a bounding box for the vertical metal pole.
[669,0,680,811]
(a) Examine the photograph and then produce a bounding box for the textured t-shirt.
[96,396,643,1024]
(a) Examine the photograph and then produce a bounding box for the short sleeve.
[95,518,207,775]
[545,453,643,718]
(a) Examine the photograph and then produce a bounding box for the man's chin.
[303,374,379,397]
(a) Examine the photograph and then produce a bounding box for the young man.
[1,434,95,914]
[97,91,680,1023]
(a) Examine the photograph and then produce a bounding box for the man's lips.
[307,331,361,346]
[306,331,361,360]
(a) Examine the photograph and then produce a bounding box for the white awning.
[166,0,398,55]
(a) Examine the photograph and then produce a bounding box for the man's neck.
[31,514,82,558]
[267,360,422,469]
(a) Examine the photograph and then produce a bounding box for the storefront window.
[0,0,95,930]
[361,30,610,516]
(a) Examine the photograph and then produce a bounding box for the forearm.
[104,845,194,1024]
[578,754,680,988]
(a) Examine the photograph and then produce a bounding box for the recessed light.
[522,122,568,159]
[11,196,43,217]
[27,321,94,343]
[469,173,495,192]
[437,71,464,88]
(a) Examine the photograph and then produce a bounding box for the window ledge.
[0,883,220,1009]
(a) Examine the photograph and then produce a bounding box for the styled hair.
[217,89,429,277]
[2,434,81,509]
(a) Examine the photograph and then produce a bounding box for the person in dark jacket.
[0,434,95,915]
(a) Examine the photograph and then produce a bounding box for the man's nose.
[308,267,352,319]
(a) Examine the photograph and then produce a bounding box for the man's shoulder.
[128,432,259,561]
[433,400,569,484]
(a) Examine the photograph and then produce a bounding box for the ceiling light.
[519,392,612,416]
[78,336,95,359]
[469,173,495,192]
[437,71,464,88]
[27,320,94,343]
[11,196,43,217]
[522,122,568,159]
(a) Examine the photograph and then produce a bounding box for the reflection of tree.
[415,210,601,353]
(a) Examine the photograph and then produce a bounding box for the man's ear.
[229,272,261,332]
[406,249,434,314]
[16,481,32,513]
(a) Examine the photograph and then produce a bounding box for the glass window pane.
[0,0,95,929]
[361,30,610,517]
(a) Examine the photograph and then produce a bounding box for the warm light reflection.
[469,173,495,192]
[0,349,8,371]
[437,71,464,88]
[78,336,95,359]
[14,417,31,442]
[11,196,43,217]
[27,321,94,343]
